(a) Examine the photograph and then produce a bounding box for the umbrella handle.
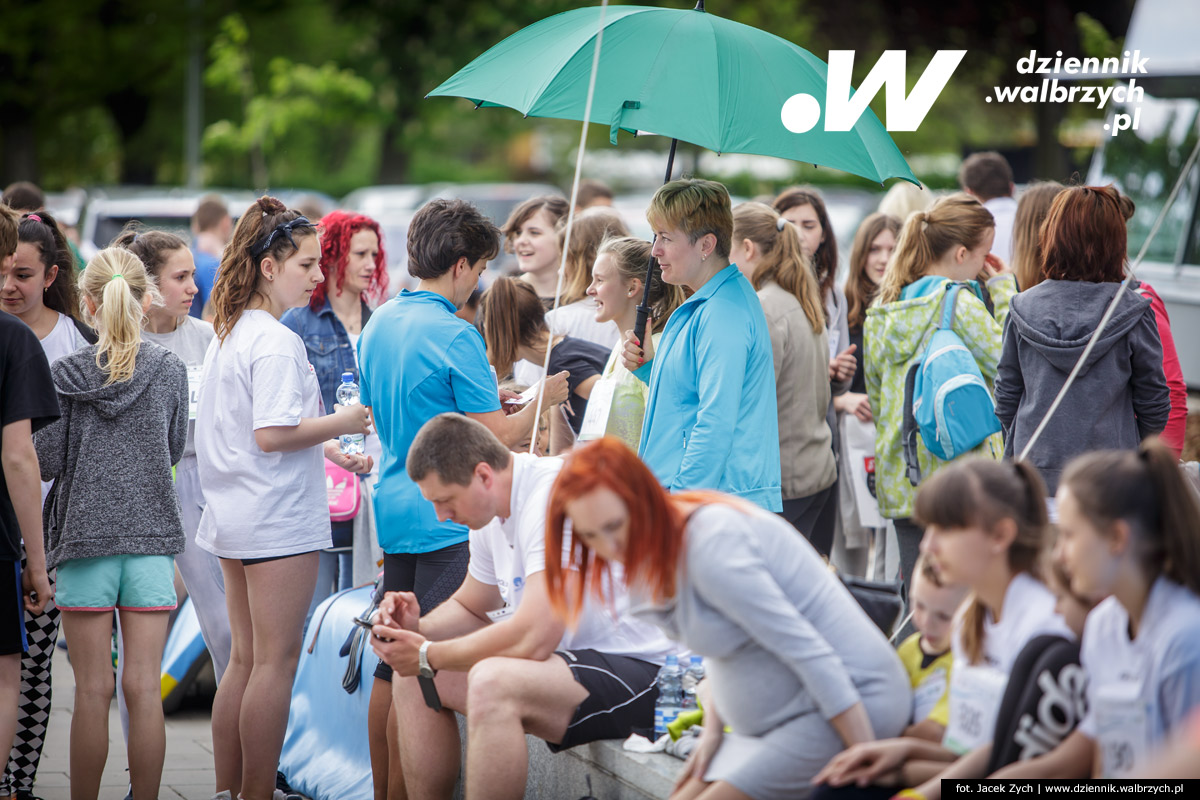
[633,138,680,345]
[633,250,658,346]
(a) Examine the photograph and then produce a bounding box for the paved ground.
[33,647,217,800]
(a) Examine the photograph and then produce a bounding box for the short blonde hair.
[646,179,732,260]
[78,248,157,385]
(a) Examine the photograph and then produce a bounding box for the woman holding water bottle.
[545,438,911,800]
[196,196,372,800]
[282,209,389,609]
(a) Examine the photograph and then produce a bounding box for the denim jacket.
[281,298,373,414]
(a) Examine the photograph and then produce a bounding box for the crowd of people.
[0,149,1197,800]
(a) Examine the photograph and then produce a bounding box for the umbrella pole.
[633,138,679,345]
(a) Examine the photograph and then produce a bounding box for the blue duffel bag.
[279,583,382,800]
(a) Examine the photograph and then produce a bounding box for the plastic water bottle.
[681,655,705,712]
[336,372,365,455]
[653,654,683,738]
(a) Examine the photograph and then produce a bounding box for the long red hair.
[547,438,725,622]
[310,210,389,310]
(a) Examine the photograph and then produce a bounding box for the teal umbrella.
[429,1,919,339]
[428,2,918,186]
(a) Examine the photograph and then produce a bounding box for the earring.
[701,252,708,261]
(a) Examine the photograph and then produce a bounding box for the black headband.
[249,216,314,260]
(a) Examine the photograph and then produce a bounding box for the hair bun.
[256,196,287,216]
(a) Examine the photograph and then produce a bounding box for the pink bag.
[325,459,361,522]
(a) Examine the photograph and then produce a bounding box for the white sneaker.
[211,793,233,800]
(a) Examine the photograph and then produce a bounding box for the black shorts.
[548,649,660,752]
[239,550,318,566]
[1,560,27,656]
[373,542,471,682]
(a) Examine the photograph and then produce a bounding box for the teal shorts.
[56,554,177,612]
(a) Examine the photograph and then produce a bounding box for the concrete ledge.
[450,715,677,799]
[533,738,678,800]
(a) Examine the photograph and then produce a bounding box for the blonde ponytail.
[876,194,994,305]
[78,248,156,385]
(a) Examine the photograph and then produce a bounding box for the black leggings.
[372,541,471,682]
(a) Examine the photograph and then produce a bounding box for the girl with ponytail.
[815,457,1073,793]
[195,196,372,800]
[480,275,608,446]
[731,202,838,554]
[864,193,1015,599]
[33,247,190,800]
[579,236,685,449]
[987,439,1200,780]
[114,225,231,684]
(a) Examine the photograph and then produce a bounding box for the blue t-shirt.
[358,290,501,554]
[191,248,221,319]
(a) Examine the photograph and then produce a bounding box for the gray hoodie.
[994,280,1169,493]
[35,342,188,569]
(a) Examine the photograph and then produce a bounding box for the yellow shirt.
[897,632,953,727]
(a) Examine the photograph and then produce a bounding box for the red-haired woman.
[993,185,1169,494]
[282,210,389,604]
[545,438,910,800]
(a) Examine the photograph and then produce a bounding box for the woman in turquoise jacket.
[622,179,782,511]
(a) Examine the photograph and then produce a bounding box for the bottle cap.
[341,372,355,382]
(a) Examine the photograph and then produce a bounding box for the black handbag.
[840,574,907,640]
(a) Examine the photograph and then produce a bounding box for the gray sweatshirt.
[35,342,189,569]
[630,504,910,738]
[994,280,1170,493]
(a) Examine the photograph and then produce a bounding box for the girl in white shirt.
[989,438,1200,781]
[814,458,1069,791]
[116,225,232,682]
[197,196,372,800]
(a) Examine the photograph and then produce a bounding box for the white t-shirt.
[195,310,331,558]
[38,312,90,503]
[468,453,674,662]
[942,572,1073,753]
[1079,577,1200,778]
[143,316,215,462]
[40,311,89,365]
[546,299,620,350]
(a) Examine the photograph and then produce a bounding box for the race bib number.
[187,364,203,421]
[1094,680,1150,778]
[578,378,617,441]
[943,664,1008,754]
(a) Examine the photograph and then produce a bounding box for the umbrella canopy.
[428,4,918,186]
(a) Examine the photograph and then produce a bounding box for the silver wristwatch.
[418,640,436,679]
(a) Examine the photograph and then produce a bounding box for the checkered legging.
[0,565,60,796]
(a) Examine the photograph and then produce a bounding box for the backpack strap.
[939,282,965,330]
[901,362,923,487]
[72,316,99,345]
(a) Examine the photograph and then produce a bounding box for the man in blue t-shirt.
[357,198,568,800]
[189,195,231,319]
